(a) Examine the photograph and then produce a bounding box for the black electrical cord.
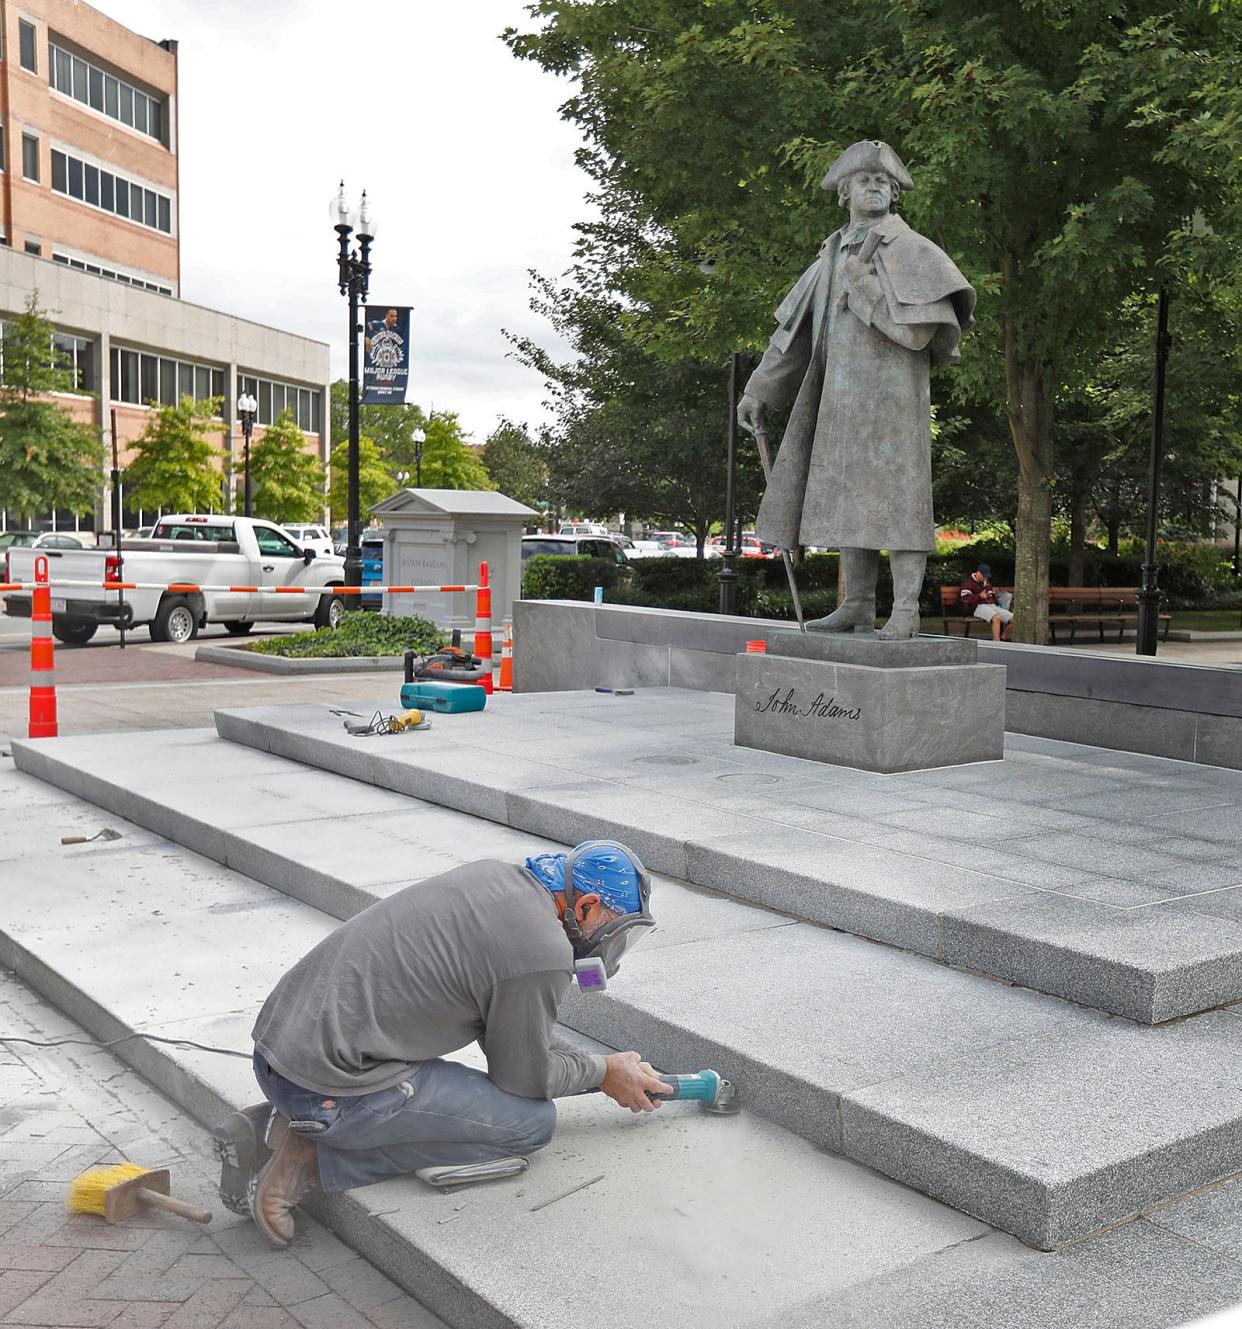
[1,1032,251,1059]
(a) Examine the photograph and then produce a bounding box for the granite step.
[0,758,1038,1329]
[205,691,1242,1025]
[11,726,1242,1251]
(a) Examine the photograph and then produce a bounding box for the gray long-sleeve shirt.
[252,859,606,1100]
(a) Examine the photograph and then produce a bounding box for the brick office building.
[0,0,329,531]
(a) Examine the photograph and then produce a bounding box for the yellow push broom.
[68,1162,212,1226]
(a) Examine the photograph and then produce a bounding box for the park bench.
[940,585,1172,643]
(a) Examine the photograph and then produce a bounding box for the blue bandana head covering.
[524,843,644,915]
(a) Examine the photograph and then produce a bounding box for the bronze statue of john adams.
[738,140,976,639]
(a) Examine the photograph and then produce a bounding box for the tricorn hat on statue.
[821,140,913,192]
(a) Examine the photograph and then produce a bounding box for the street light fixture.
[330,180,376,588]
[412,426,426,487]
[236,391,257,517]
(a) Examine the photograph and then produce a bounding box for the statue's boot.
[877,550,927,640]
[805,548,879,633]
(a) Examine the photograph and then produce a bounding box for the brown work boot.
[251,1118,320,1247]
[212,1102,273,1217]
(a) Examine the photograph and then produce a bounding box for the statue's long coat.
[747,213,975,552]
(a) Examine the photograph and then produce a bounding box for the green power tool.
[648,1068,739,1115]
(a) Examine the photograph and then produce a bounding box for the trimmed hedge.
[521,543,1240,618]
[521,554,625,602]
[247,611,445,658]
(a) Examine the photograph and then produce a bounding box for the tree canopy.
[123,396,225,515]
[0,295,101,521]
[481,419,551,512]
[247,411,326,523]
[508,1,1242,637]
[328,434,393,522]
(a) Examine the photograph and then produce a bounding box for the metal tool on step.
[415,1157,529,1189]
[61,828,122,845]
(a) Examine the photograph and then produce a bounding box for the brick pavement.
[0,969,445,1329]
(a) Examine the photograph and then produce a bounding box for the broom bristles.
[67,1162,150,1215]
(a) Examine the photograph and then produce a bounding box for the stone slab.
[1006,689,1199,762]
[11,725,1242,1251]
[0,781,1012,1329]
[768,631,978,667]
[199,691,1242,1023]
[735,653,1006,773]
[194,644,405,674]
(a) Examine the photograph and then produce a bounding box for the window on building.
[111,346,224,415]
[21,133,38,182]
[23,240,40,256]
[53,334,93,393]
[49,148,172,234]
[18,20,36,74]
[238,374,322,435]
[0,124,5,173]
[48,43,166,144]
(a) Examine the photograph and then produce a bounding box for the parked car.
[625,539,666,559]
[559,522,610,536]
[0,531,84,551]
[360,529,385,609]
[282,523,335,559]
[648,530,693,549]
[708,534,778,559]
[522,534,628,564]
[3,515,346,645]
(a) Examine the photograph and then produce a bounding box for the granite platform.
[4,753,1242,1323]
[136,688,1242,1025]
[10,718,1242,1252]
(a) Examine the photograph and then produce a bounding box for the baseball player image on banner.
[362,305,412,404]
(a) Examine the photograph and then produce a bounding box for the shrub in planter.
[248,611,445,658]
[522,554,624,602]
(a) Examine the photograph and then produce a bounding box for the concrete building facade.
[0,0,330,531]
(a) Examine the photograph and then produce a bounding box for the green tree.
[416,411,493,490]
[122,395,224,514]
[0,295,101,521]
[328,434,393,523]
[481,419,550,511]
[247,410,327,523]
[508,2,1242,640]
[509,274,762,551]
[329,382,427,477]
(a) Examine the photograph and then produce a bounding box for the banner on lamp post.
[362,305,412,405]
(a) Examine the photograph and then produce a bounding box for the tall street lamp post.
[1136,288,1172,657]
[236,392,257,517]
[330,181,376,588]
[719,351,741,616]
[413,426,426,487]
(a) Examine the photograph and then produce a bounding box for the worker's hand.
[737,394,765,437]
[600,1051,673,1114]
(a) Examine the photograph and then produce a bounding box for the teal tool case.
[400,681,487,713]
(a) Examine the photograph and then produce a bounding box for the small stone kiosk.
[368,488,536,632]
[735,633,1005,773]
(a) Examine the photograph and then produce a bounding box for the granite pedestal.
[735,633,1006,773]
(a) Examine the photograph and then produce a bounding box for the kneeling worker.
[214,840,668,1246]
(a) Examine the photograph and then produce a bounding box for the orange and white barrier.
[28,556,57,739]
[473,562,493,695]
[498,622,513,692]
[0,580,481,596]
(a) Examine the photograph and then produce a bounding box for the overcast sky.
[98,0,591,443]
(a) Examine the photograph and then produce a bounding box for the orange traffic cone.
[473,561,493,695]
[498,622,513,692]
[28,554,58,738]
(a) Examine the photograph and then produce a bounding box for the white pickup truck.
[3,514,347,645]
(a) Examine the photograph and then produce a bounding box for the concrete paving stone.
[1047,780,1241,819]
[874,797,1118,839]
[111,1303,179,1329]
[841,1010,1242,1248]
[364,1295,446,1329]
[941,890,1242,1021]
[0,1269,55,1318]
[869,828,1100,891]
[778,778,942,820]
[506,780,762,878]
[309,1257,403,1313]
[0,1244,80,1271]
[769,1219,1242,1329]
[161,1279,252,1328]
[1145,802,1242,845]
[1004,832,1242,886]
[1148,1176,1242,1261]
[687,825,1033,957]
[287,1291,375,1329]
[1172,884,1242,925]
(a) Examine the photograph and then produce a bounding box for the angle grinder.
[647,1068,740,1115]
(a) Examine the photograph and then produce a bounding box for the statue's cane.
[753,424,807,633]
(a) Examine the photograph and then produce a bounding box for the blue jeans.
[253,1053,557,1192]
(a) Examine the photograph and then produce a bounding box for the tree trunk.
[1068,469,1090,588]
[1003,273,1054,646]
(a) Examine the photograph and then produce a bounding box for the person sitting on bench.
[960,564,1013,640]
